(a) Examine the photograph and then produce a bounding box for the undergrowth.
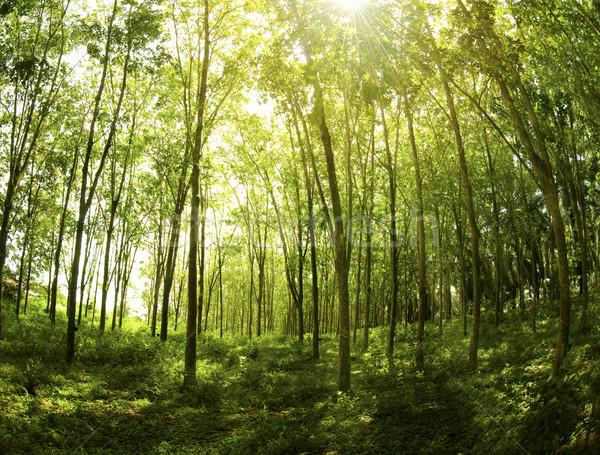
[0,295,598,454]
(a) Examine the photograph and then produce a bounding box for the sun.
[334,0,365,12]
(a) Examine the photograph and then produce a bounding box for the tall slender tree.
[182,0,210,388]
[289,0,352,391]
[0,0,69,335]
[66,0,122,363]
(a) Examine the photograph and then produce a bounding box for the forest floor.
[1,296,599,455]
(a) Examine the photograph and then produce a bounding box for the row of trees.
[1,0,599,390]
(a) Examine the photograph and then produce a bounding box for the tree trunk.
[67,0,123,363]
[50,149,78,324]
[562,152,589,325]
[256,251,265,338]
[290,0,350,391]
[484,130,503,328]
[294,107,320,356]
[431,45,481,371]
[353,236,362,344]
[309,200,319,357]
[197,188,206,335]
[151,222,165,337]
[89,253,102,323]
[23,249,33,315]
[402,94,427,368]
[362,134,375,352]
[247,248,254,339]
[15,228,29,319]
[296,186,305,342]
[379,100,399,358]
[183,0,210,388]
[111,238,123,331]
[160,211,181,341]
[436,205,443,332]
[455,207,467,337]
[0,184,16,335]
[46,231,55,314]
[496,75,571,374]
[162,140,189,340]
[362,218,373,352]
[218,248,223,339]
[99,202,118,333]
[515,237,525,313]
[78,218,95,327]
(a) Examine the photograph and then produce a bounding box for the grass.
[0,295,599,454]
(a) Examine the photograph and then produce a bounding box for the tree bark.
[379,100,400,358]
[161,148,190,340]
[431,44,482,371]
[50,148,79,324]
[183,0,210,388]
[403,94,427,368]
[296,116,319,356]
[483,130,503,329]
[362,131,375,352]
[151,221,165,337]
[160,211,182,340]
[197,191,206,335]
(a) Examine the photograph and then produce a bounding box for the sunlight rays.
[333,0,365,12]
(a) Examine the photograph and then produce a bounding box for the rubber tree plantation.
[1,0,600,453]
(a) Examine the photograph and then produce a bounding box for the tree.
[0,0,70,336]
[456,0,572,375]
[403,92,428,369]
[429,33,482,372]
[375,95,400,358]
[99,134,130,333]
[66,0,162,362]
[66,0,122,363]
[181,0,210,388]
[288,0,352,391]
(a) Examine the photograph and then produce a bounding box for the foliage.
[1,296,599,454]
[77,326,162,366]
[2,0,600,452]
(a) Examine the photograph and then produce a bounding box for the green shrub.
[77,327,162,366]
[197,333,232,363]
[518,375,581,453]
[239,340,259,360]
[238,360,264,389]
[0,311,66,365]
[177,374,222,409]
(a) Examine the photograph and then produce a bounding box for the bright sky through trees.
[335,0,366,11]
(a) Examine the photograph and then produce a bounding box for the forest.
[1,0,599,453]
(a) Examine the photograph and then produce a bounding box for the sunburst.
[334,0,366,12]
